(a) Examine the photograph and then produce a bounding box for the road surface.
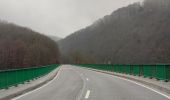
[13,65,170,100]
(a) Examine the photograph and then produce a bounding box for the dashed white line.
[72,69,87,100]
[85,90,91,99]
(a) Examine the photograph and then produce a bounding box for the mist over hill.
[47,35,61,42]
[59,0,170,64]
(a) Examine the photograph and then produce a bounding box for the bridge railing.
[0,64,60,89]
[77,64,170,81]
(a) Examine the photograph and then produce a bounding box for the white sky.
[0,0,143,38]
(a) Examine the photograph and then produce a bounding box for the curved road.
[13,65,169,100]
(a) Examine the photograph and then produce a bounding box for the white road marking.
[85,90,91,99]
[86,78,89,81]
[113,75,170,99]
[12,67,61,100]
[71,69,87,100]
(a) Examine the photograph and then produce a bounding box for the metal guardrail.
[77,64,170,81]
[0,64,60,89]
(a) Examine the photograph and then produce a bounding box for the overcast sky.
[0,0,142,38]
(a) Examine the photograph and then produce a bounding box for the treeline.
[59,0,170,64]
[0,20,60,70]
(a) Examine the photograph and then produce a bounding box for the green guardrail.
[77,64,170,82]
[0,64,59,89]
[132,65,140,76]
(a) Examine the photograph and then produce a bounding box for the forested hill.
[59,0,170,64]
[0,21,60,70]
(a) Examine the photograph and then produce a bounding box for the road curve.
[12,65,169,100]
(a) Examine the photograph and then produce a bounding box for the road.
[13,65,170,100]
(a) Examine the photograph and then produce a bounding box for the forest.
[59,0,170,64]
[0,20,60,70]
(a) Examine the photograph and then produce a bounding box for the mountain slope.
[59,0,170,64]
[0,21,60,69]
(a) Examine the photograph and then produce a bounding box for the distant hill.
[59,0,170,64]
[47,35,61,42]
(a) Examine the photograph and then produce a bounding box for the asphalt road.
[13,65,170,100]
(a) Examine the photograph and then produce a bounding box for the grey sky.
[0,0,142,38]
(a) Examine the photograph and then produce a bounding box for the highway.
[13,65,169,100]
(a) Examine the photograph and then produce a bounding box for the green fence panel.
[113,65,118,73]
[132,65,140,76]
[120,65,124,73]
[114,65,119,73]
[108,65,114,72]
[130,66,133,75]
[156,65,170,81]
[0,64,59,89]
[125,65,131,74]
[118,65,122,73]
[143,65,156,78]
[156,65,166,80]
[114,65,118,73]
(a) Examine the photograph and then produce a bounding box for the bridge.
[0,65,170,100]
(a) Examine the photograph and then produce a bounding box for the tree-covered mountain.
[0,20,60,70]
[59,0,170,64]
